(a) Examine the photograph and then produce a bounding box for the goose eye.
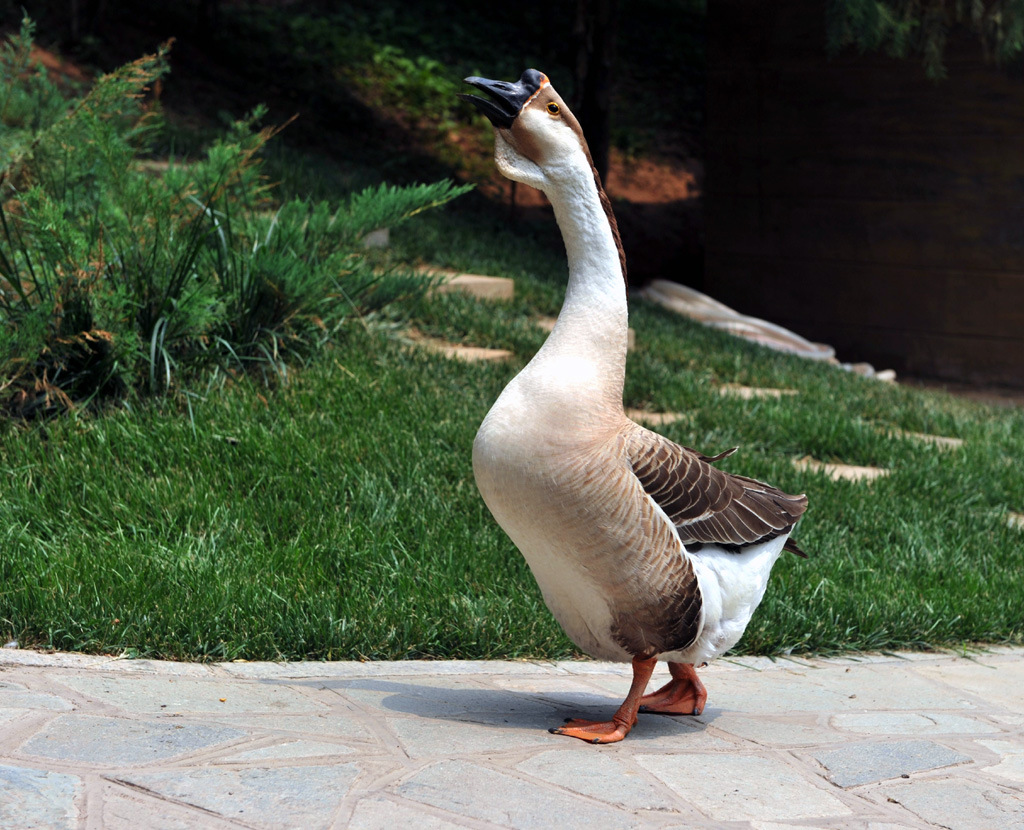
[546,102,560,116]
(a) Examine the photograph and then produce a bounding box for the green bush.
[0,18,471,417]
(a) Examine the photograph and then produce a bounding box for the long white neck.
[531,164,628,407]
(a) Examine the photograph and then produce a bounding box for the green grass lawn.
[1,205,1022,661]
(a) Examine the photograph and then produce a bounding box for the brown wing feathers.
[626,427,808,556]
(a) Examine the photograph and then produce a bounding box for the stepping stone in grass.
[792,456,890,483]
[362,227,390,248]
[535,317,636,350]
[639,279,836,358]
[405,329,512,363]
[418,267,515,301]
[440,344,514,362]
[885,428,964,451]
[625,409,688,426]
[719,384,798,400]
[434,274,514,301]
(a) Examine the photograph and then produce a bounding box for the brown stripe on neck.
[533,88,628,286]
[571,116,627,285]
[591,163,628,286]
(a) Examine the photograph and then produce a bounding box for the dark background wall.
[704,0,1024,387]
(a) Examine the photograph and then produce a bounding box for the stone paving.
[1,648,1023,829]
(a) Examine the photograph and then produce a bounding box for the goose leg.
[549,656,657,744]
[638,661,707,715]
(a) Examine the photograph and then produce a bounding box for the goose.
[460,70,808,744]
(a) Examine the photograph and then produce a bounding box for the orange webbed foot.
[548,656,657,745]
[638,662,707,716]
[549,717,634,744]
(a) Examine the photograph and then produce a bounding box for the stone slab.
[216,739,355,762]
[406,330,513,362]
[56,673,324,715]
[885,427,964,450]
[441,343,515,362]
[362,227,389,248]
[210,712,373,741]
[915,658,1024,714]
[832,711,1000,736]
[719,383,798,399]
[638,279,836,361]
[693,664,969,715]
[432,273,515,301]
[385,714,556,759]
[488,674,622,705]
[0,708,22,729]
[20,714,245,765]
[625,715,734,750]
[118,763,360,829]
[333,676,562,718]
[0,681,74,711]
[551,660,635,676]
[635,753,851,822]
[879,779,1024,830]
[813,739,972,787]
[515,749,680,812]
[0,764,81,829]
[625,408,687,426]
[977,738,1024,783]
[80,657,218,677]
[751,824,856,830]
[0,650,215,675]
[708,713,844,746]
[792,456,890,482]
[347,795,468,829]
[396,759,635,829]
[100,783,241,830]
[219,658,558,679]
[814,649,966,666]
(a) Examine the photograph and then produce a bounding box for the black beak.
[458,69,546,129]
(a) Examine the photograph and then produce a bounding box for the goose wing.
[623,422,808,555]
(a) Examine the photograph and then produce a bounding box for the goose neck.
[543,173,628,360]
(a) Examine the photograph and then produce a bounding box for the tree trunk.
[573,0,619,186]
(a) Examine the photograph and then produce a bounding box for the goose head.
[459,69,593,193]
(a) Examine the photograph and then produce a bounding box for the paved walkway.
[1,648,1023,829]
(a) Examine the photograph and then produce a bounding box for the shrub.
[0,17,471,417]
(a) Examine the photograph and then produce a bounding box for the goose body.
[461,70,807,742]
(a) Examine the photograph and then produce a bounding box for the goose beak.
[458,69,547,129]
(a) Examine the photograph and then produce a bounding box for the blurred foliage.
[0,17,470,418]
[7,0,706,167]
[827,0,1024,78]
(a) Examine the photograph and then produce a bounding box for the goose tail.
[783,537,809,558]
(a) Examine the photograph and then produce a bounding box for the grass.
[0,323,563,660]
[1,199,1022,661]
